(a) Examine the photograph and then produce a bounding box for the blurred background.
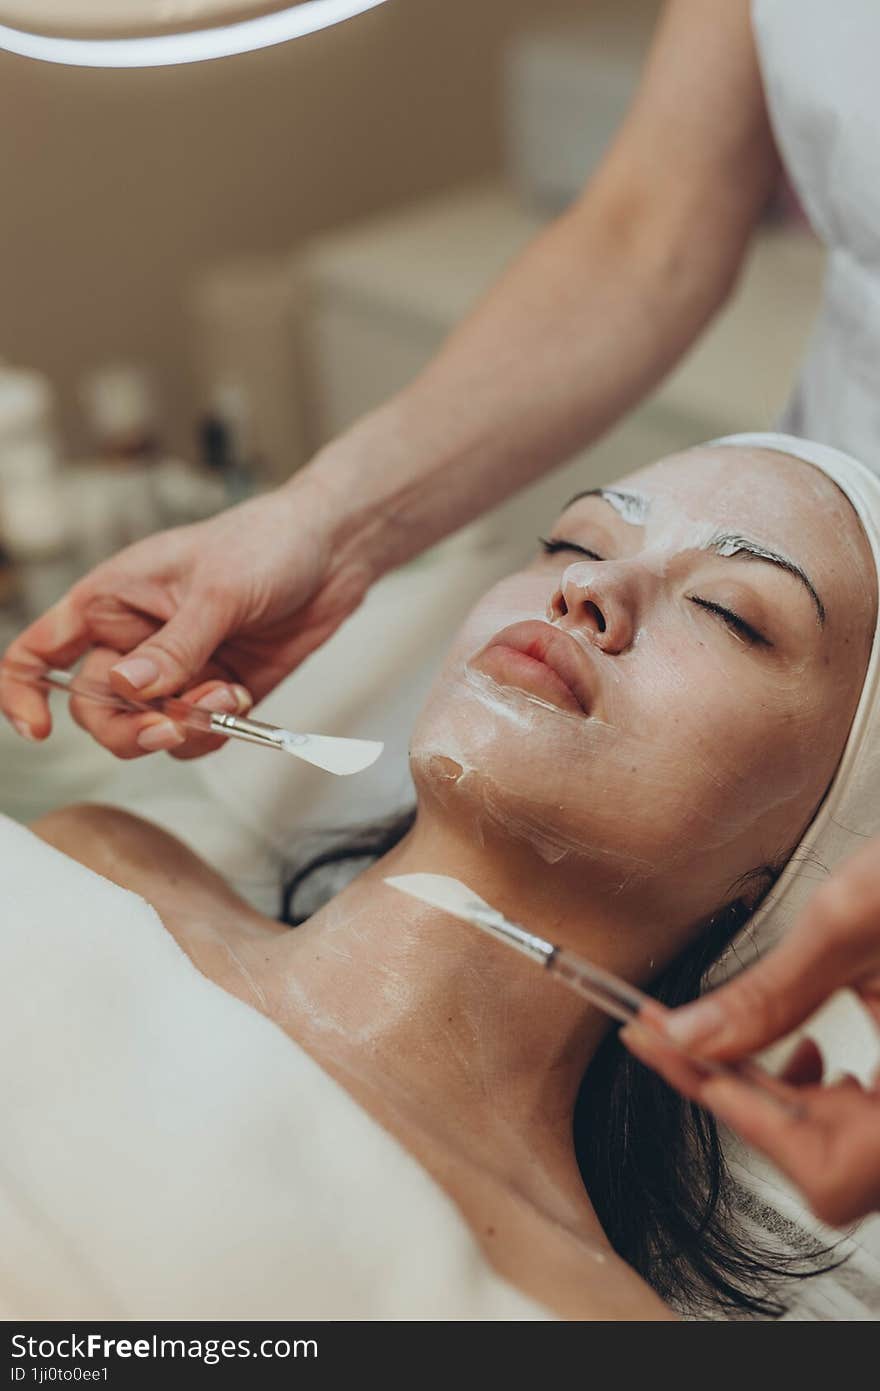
[0,0,825,858]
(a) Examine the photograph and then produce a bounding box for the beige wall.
[0,0,599,456]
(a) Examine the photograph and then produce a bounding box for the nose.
[547,561,636,654]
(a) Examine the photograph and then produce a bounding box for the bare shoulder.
[29,803,282,1004]
[30,803,240,908]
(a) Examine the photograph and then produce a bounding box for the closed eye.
[540,538,772,647]
[539,536,605,563]
[688,596,772,648]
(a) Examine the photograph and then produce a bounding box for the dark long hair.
[280,811,836,1318]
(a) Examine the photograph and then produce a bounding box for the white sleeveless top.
[693,8,880,1320]
[752,0,880,473]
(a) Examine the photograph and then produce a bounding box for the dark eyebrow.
[705,532,826,626]
[558,496,827,626]
[559,493,826,624]
[563,487,650,522]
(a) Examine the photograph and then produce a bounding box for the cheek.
[625,627,831,861]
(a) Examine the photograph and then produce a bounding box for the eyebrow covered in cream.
[558,490,827,624]
[564,487,650,524]
[704,533,826,625]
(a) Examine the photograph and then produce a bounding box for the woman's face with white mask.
[410,446,876,934]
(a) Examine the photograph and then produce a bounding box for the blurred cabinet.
[189,184,824,562]
[189,255,309,487]
[502,14,656,212]
[299,183,825,561]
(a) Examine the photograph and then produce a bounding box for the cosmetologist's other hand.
[622,836,880,1225]
[0,472,374,759]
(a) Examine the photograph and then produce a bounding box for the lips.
[472,620,598,717]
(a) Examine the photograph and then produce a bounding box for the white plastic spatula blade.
[385,872,496,921]
[387,880,795,1104]
[280,731,384,775]
[386,873,547,961]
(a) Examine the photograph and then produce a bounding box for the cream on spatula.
[2,661,383,775]
[385,872,645,1020]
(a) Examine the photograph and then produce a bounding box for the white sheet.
[0,813,549,1320]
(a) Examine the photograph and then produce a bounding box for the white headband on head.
[704,434,880,1007]
[698,438,880,1297]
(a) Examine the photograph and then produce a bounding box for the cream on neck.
[257,811,635,1236]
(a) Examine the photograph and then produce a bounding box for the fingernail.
[137,720,185,752]
[662,999,726,1050]
[13,718,37,742]
[45,600,80,647]
[112,656,160,690]
[195,687,239,714]
[620,1021,654,1051]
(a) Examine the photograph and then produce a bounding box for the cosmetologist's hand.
[621,836,880,1226]
[0,472,374,759]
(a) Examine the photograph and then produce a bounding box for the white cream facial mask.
[409,447,870,923]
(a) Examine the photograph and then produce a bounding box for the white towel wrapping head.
[704,434,880,1071]
[691,434,880,1319]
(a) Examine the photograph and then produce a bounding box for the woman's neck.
[263,809,644,1234]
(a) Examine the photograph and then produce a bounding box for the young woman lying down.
[30,435,879,1320]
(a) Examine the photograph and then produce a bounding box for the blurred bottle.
[71,364,225,570]
[71,365,162,569]
[0,536,21,652]
[0,542,18,609]
[0,367,76,620]
[198,381,260,505]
